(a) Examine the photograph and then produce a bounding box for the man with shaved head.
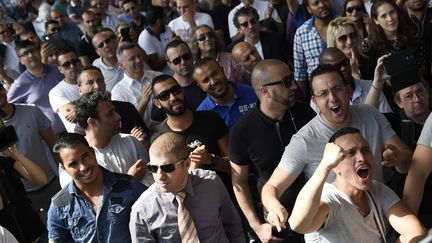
[231,42,262,85]
[315,47,391,113]
[229,59,315,242]
[130,132,245,242]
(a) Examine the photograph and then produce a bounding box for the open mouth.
[330,105,342,114]
[356,167,369,179]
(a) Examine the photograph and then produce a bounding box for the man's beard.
[160,100,186,116]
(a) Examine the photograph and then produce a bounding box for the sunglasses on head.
[262,75,294,88]
[239,18,258,28]
[346,5,364,13]
[155,85,183,101]
[96,35,116,49]
[61,58,80,69]
[147,159,186,173]
[337,32,357,42]
[197,32,215,42]
[169,53,192,65]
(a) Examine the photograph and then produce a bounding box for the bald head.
[319,47,346,65]
[232,41,261,72]
[251,59,289,89]
[149,133,190,160]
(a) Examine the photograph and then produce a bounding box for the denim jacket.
[48,168,146,242]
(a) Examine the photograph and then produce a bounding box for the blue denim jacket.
[48,168,146,242]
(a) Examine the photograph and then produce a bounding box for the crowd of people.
[0,0,431,242]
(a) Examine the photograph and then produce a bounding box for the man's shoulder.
[51,184,74,209]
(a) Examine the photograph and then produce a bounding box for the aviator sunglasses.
[147,159,186,173]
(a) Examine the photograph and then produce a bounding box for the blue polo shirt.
[197,82,257,130]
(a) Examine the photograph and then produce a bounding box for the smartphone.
[120,27,132,42]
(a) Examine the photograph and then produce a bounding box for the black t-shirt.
[156,110,228,155]
[229,102,315,181]
[0,157,46,243]
[112,100,149,137]
[77,34,98,62]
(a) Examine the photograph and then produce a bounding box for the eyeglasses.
[239,18,258,28]
[262,75,294,88]
[60,58,80,69]
[314,85,347,98]
[96,35,116,49]
[19,48,37,57]
[147,159,186,173]
[402,90,427,102]
[337,32,357,42]
[346,5,364,13]
[168,53,192,65]
[154,85,183,101]
[197,32,215,42]
[50,27,60,33]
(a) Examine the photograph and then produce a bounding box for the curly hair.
[188,25,225,59]
[367,0,414,55]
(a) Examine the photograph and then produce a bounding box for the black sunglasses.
[337,31,357,42]
[61,58,81,69]
[169,53,192,65]
[155,85,183,101]
[346,5,364,13]
[239,18,258,28]
[96,35,116,49]
[147,159,186,173]
[263,75,294,88]
[50,27,60,32]
[197,32,215,42]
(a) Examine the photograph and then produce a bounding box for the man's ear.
[87,117,98,128]
[154,98,162,109]
[184,157,191,169]
[394,96,404,110]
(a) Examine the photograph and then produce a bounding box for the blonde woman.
[327,17,363,80]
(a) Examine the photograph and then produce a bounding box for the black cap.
[390,64,421,93]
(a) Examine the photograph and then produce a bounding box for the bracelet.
[372,84,382,91]
[210,154,219,167]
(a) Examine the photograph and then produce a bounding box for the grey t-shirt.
[279,105,395,182]
[3,104,56,191]
[305,181,399,243]
[417,113,432,147]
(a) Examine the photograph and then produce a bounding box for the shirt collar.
[352,80,362,102]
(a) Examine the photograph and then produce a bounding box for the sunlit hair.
[327,17,363,55]
[188,25,225,60]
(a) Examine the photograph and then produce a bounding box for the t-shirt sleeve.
[418,113,432,148]
[228,123,250,165]
[33,105,52,132]
[373,182,400,214]
[138,31,157,55]
[48,87,73,113]
[278,134,307,175]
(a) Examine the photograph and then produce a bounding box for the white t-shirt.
[228,0,282,38]
[59,133,153,187]
[305,181,399,243]
[0,226,18,243]
[48,80,80,132]
[168,12,214,41]
[92,57,124,92]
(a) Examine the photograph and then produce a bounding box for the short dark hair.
[15,40,36,55]
[146,6,165,25]
[151,74,178,95]
[329,127,361,143]
[310,64,347,94]
[233,6,259,30]
[116,41,140,59]
[77,66,104,86]
[193,56,219,72]
[45,19,59,29]
[53,133,91,165]
[56,48,77,66]
[164,39,190,59]
[75,91,112,129]
[121,0,137,8]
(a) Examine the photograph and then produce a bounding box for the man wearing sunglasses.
[262,64,412,233]
[49,49,82,133]
[49,133,146,243]
[228,7,289,64]
[311,47,392,113]
[193,57,257,130]
[130,132,245,242]
[230,59,315,243]
[92,28,124,92]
